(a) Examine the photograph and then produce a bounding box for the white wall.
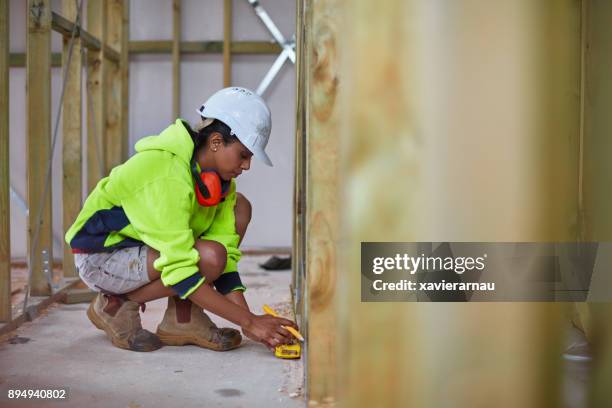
[7,0,296,259]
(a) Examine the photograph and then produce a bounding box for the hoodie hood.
[134,119,195,164]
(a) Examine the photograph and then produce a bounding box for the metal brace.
[245,0,296,96]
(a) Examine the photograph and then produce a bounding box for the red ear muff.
[191,162,231,206]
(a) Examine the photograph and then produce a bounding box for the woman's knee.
[194,240,227,281]
[235,192,252,237]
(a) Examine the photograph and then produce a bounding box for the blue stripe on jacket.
[69,206,142,252]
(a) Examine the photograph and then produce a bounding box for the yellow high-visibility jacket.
[65,119,245,298]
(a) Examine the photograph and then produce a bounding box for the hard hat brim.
[197,108,273,167]
[252,146,273,167]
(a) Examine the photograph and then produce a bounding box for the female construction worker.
[65,87,298,352]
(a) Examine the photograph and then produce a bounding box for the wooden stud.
[26,0,53,297]
[62,287,96,304]
[0,278,80,336]
[223,0,232,87]
[10,52,61,67]
[334,1,579,407]
[104,0,124,173]
[581,0,612,403]
[0,0,10,321]
[292,0,306,336]
[577,0,587,243]
[51,12,119,62]
[128,40,281,55]
[61,0,83,278]
[582,0,612,242]
[304,0,339,404]
[172,0,181,118]
[86,0,107,193]
[590,305,612,405]
[120,0,129,162]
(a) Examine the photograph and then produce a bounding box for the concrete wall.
[7,0,296,259]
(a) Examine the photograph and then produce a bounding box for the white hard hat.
[197,87,273,167]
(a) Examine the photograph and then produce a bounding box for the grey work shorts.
[74,246,150,295]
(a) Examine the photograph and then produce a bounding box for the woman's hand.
[242,314,299,350]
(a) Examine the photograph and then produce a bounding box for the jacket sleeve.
[202,180,246,293]
[121,176,204,299]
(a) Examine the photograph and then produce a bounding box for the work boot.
[87,293,163,352]
[156,296,242,351]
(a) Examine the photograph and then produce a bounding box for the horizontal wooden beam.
[10,53,61,67]
[9,43,281,67]
[129,40,282,54]
[62,287,96,304]
[51,12,119,62]
[0,278,80,336]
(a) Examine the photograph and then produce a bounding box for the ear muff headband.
[191,162,231,206]
[191,162,211,199]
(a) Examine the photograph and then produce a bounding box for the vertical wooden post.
[26,0,53,296]
[304,0,340,405]
[121,0,129,162]
[325,1,577,407]
[581,0,612,403]
[105,0,125,172]
[590,304,612,405]
[0,0,11,320]
[61,0,83,278]
[87,0,107,192]
[292,0,306,322]
[172,0,181,118]
[582,0,612,241]
[223,0,232,87]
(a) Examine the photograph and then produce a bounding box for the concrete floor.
[0,255,304,408]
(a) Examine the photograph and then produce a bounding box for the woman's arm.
[225,290,250,311]
[188,283,296,348]
[224,290,261,345]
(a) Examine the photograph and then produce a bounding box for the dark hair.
[186,119,239,157]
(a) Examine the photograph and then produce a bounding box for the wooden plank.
[292,0,306,332]
[10,52,61,67]
[129,40,281,54]
[223,0,232,87]
[86,0,107,193]
[0,278,80,336]
[335,1,579,407]
[102,44,120,63]
[304,0,339,404]
[583,0,612,241]
[61,0,82,279]
[590,304,612,406]
[581,0,612,403]
[241,247,291,256]
[120,0,129,163]
[0,0,10,321]
[26,0,53,297]
[172,0,181,118]
[62,287,96,304]
[104,0,124,173]
[51,11,119,63]
[51,12,98,49]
